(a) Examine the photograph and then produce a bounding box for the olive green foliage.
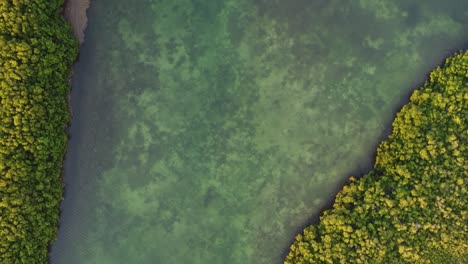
[0,0,77,263]
[285,51,468,264]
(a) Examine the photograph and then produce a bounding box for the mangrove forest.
[0,0,77,263]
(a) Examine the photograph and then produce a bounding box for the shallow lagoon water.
[51,1,468,263]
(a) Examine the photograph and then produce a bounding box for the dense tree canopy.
[0,0,77,263]
[285,51,467,263]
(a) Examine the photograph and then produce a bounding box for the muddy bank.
[62,0,90,44]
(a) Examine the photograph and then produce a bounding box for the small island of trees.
[0,0,77,263]
[285,51,467,263]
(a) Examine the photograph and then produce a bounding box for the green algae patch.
[0,0,78,263]
[285,51,468,263]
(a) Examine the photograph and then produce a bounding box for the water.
[50,1,468,263]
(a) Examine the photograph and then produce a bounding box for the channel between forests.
[1,1,467,263]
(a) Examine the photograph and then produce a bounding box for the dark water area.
[50,1,468,263]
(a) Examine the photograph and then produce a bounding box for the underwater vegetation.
[50,1,468,263]
[285,51,468,263]
[0,0,77,263]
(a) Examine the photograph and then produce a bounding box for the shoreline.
[62,0,90,44]
[59,0,90,183]
[49,2,90,261]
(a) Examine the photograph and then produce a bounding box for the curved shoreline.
[62,0,90,44]
[285,51,468,263]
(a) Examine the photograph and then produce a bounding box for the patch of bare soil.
[62,0,90,44]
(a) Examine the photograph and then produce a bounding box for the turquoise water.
[51,1,468,263]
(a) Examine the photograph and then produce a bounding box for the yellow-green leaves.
[0,0,77,263]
